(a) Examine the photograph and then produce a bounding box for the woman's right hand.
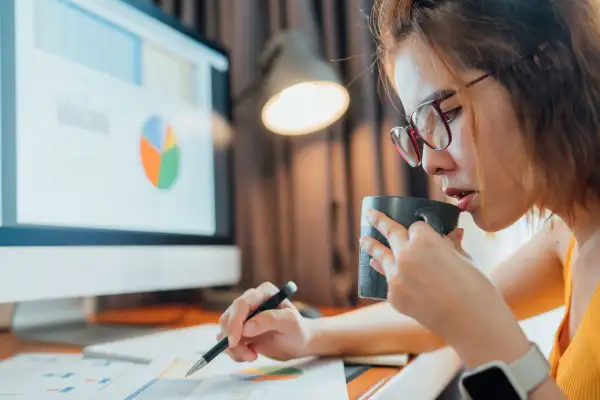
[218,282,316,362]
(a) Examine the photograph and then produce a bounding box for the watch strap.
[509,342,550,394]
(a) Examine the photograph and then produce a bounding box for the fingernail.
[366,210,376,222]
[360,237,371,251]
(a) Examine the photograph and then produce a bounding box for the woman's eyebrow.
[416,90,442,106]
[409,89,453,114]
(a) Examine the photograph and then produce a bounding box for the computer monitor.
[0,0,239,343]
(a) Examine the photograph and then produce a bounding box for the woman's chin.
[470,209,516,233]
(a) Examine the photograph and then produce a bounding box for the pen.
[185,281,298,377]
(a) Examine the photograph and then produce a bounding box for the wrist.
[304,317,337,357]
[453,310,530,369]
[460,341,554,400]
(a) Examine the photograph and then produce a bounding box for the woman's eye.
[441,107,462,123]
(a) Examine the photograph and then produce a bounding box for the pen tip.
[185,358,207,378]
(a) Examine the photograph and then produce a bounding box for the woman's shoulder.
[543,215,574,266]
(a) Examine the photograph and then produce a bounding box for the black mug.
[358,196,462,300]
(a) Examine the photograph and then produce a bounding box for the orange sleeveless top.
[549,237,600,397]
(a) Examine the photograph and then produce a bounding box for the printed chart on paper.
[124,354,348,400]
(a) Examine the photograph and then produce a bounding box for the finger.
[369,258,384,275]
[218,311,230,337]
[408,220,437,241]
[225,341,258,362]
[447,228,464,247]
[227,286,276,346]
[226,282,296,347]
[446,228,472,260]
[256,281,295,309]
[220,331,258,362]
[360,236,397,280]
[225,292,253,347]
[243,308,299,338]
[366,210,408,255]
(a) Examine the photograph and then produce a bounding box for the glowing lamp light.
[259,30,350,136]
[262,81,349,135]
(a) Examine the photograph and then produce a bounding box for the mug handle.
[414,208,445,235]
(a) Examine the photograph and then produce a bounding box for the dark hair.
[372,0,600,217]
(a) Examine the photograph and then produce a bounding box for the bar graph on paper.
[124,357,347,400]
[0,354,347,399]
[125,360,300,399]
[0,353,168,398]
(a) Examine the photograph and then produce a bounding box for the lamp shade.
[260,30,350,136]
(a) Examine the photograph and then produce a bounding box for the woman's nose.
[421,145,455,176]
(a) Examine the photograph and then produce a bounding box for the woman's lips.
[454,192,477,211]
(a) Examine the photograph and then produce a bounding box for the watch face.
[462,366,522,400]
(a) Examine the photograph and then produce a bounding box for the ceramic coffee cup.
[358,196,461,300]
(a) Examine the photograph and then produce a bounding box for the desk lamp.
[254,29,350,136]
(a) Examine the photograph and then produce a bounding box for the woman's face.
[393,38,532,232]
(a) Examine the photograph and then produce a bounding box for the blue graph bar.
[124,379,156,399]
[35,0,142,85]
[42,372,74,378]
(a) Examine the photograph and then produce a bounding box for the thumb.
[447,228,464,248]
[242,308,299,338]
[447,228,472,260]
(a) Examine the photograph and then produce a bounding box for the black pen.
[185,281,298,377]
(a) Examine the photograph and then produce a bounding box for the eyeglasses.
[390,73,490,167]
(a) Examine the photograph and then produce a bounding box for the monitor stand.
[11,297,159,347]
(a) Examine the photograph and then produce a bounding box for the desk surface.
[0,305,401,399]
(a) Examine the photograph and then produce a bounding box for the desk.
[0,305,402,399]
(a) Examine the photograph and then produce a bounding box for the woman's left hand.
[359,209,529,365]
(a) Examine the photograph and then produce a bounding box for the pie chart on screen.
[140,115,180,190]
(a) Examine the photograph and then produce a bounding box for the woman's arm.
[356,211,569,399]
[488,219,568,321]
[308,301,443,356]
[307,221,567,357]
[455,306,565,399]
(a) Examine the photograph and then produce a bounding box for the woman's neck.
[559,203,600,251]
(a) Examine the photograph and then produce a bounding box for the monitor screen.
[0,0,234,245]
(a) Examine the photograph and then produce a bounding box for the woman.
[218,1,600,397]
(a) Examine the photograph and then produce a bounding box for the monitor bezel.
[0,0,236,246]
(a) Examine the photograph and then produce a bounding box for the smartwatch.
[459,342,550,400]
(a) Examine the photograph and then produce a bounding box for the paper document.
[369,347,462,399]
[123,355,348,400]
[0,352,348,400]
[0,353,172,399]
[84,324,221,364]
[83,323,348,398]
